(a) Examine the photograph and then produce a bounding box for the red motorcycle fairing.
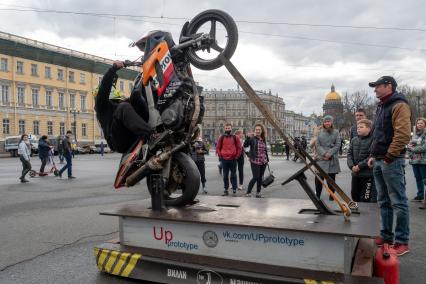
[114,140,145,189]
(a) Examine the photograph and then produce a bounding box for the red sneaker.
[390,243,410,256]
[375,236,393,247]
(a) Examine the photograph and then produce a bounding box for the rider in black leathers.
[94,61,151,153]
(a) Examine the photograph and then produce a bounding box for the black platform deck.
[100,196,379,238]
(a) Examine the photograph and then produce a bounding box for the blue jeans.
[411,164,426,198]
[222,159,237,191]
[373,158,409,244]
[59,153,72,177]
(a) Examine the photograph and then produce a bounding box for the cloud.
[1,0,426,115]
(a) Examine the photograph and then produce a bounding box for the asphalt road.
[0,153,424,283]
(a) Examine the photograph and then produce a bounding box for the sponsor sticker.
[203,230,219,248]
[197,269,223,284]
[153,226,199,251]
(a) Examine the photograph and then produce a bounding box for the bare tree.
[398,84,426,119]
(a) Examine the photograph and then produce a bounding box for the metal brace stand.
[218,54,355,217]
[150,174,165,211]
[281,163,335,215]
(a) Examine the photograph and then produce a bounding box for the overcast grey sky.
[1,0,425,115]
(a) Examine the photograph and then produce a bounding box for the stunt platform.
[94,196,383,283]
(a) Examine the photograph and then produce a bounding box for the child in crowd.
[347,119,376,202]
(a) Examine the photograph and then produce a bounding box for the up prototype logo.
[202,230,219,248]
[153,226,173,244]
[197,269,223,284]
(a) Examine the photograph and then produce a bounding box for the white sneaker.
[238,185,243,191]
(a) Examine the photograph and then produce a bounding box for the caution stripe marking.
[94,248,141,277]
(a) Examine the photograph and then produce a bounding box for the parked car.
[85,145,97,154]
[77,145,96,154]
[5,134,38,157]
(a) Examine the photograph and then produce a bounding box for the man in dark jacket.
[94,61,151,154]
[350,108,367,140]
[191,136,208,194]
[367,76,411,256]
[284,141,290,160]
[347,119,375,202]
[58,130,75,179]
[38,135,51,174]
[216,123,242,196]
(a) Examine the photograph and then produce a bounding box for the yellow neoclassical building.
[0,31,139,151]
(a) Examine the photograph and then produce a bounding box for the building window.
[47,121,53,135]
[119,81,124,92]
[0,58,8,71]
[16,61,24,74]
[81,123,87,137]
[45,66,51,79]
[3,118,10,134]
[31,64,38,76]
[98,76,102,84]
[129,82,133,91]
[80,73,85,84]
[33,120,40,135]
[17,86,25,105]
[68,71,75,83]
[80,94,86,112]
[1,85,10,104]
[58,92,65,109]
[19,120,25,134]
[31,88,39,107]
[60,122,65,136]
[46,90,52,108]
[58,69,64,80]
[70,93,76,109]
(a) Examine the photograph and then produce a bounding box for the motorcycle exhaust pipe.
[125,142,186,187]
[125,163,151,187]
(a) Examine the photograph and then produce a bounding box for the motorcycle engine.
[160,99,185,131]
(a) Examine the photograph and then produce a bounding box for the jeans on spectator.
[373,158,409,244]
[247,163,267,194]
[222,159,237,191]
[40,157,48,173]
[59,153,73,177]
[411,164,426,198]
[195,161,206,187]
[19,155,31,179]
[237,154,244,186]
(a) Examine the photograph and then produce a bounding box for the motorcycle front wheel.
[146,152,200,206]
[185,9,238,70]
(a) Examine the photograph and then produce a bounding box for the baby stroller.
[29,148,59,177]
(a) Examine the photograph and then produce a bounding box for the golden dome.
[325,84,341,101]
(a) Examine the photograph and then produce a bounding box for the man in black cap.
[367,76,411,256]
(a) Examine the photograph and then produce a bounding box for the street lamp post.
[70,109,80,144]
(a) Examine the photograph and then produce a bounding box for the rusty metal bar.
[218,54,357,218]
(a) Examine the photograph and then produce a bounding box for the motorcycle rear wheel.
[146,152,200,206]
[186,9,238,70]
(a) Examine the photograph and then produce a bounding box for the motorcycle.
[113,9,238,207]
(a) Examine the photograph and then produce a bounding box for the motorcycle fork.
[161,157,172,188]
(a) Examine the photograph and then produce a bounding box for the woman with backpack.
[244,124,269,198]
